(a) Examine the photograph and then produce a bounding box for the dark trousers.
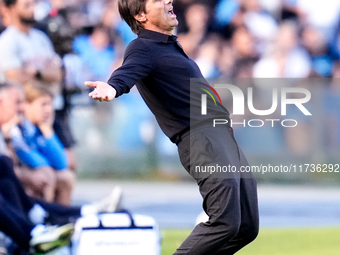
[0,155,80,249]
[174,125,259,255]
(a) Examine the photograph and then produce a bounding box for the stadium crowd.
[1,0,338,80]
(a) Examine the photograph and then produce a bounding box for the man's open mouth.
[168,8,176,18]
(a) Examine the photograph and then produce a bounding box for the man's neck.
[12,20,31,34]
[143,25,173,36]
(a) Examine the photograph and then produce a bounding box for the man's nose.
[165,0,173,4]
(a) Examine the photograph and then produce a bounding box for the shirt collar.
[138,29,178,43]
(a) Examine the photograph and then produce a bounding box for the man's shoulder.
[125,37,151,55]
[30,27,51,41]
[0,27,50,45]
[126,37,147,48]
[0,26,17,35]
[29,28,55,53]
[0,26,17,42]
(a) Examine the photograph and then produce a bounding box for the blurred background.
[1,0,337,181]
[1,0,340,253]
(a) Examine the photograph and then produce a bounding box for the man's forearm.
[39,67,62,84]
[5,69,34,85]
[5,67,62,85]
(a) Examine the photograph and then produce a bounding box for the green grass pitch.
[161,228,340,255]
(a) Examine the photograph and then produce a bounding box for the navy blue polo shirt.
[108,29,229,143]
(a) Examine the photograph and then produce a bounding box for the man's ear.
[134,13,147,23]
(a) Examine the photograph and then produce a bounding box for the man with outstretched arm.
[86,0,259,254]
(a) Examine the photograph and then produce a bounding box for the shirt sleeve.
[37,133,68,171]
[0,31,22,71]
[107,39,153,97]
[11,126,68,170]
[35,29,58,59]
[10,126,50,169]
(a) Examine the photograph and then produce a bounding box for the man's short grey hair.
[0,82,20,98]
[0,82,13,93]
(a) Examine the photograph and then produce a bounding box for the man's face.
[0,87,19,125]
[142,0,178,35]
[11,0,36,26]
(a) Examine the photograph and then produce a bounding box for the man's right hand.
[85,81,117,102]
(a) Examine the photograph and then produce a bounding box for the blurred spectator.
[0,83,23,157]
[215,0,277,43]
[214,0,240,29]
[216,42,232,77]
[231,57,258,78]
[10,82,75,205]
[101,0,135,47]
[295,0,340,43]
[0,0,62,86]
[195,34,221,78]
[231,26,258,60]
[177,3,210,58]
[174,0,218,34]
[0,84,53,201]
[301,26,334,77]
[0,0,77,171]
[173,0,193,33]
[85,0,106,25]
[0,83,24,156]
[240,0,278,49]
[0,82,55,202]
[253,21,311,78]
[73,23,118,81]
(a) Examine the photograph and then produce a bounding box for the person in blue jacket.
[0,82,123,253]
[11,82,75,205]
